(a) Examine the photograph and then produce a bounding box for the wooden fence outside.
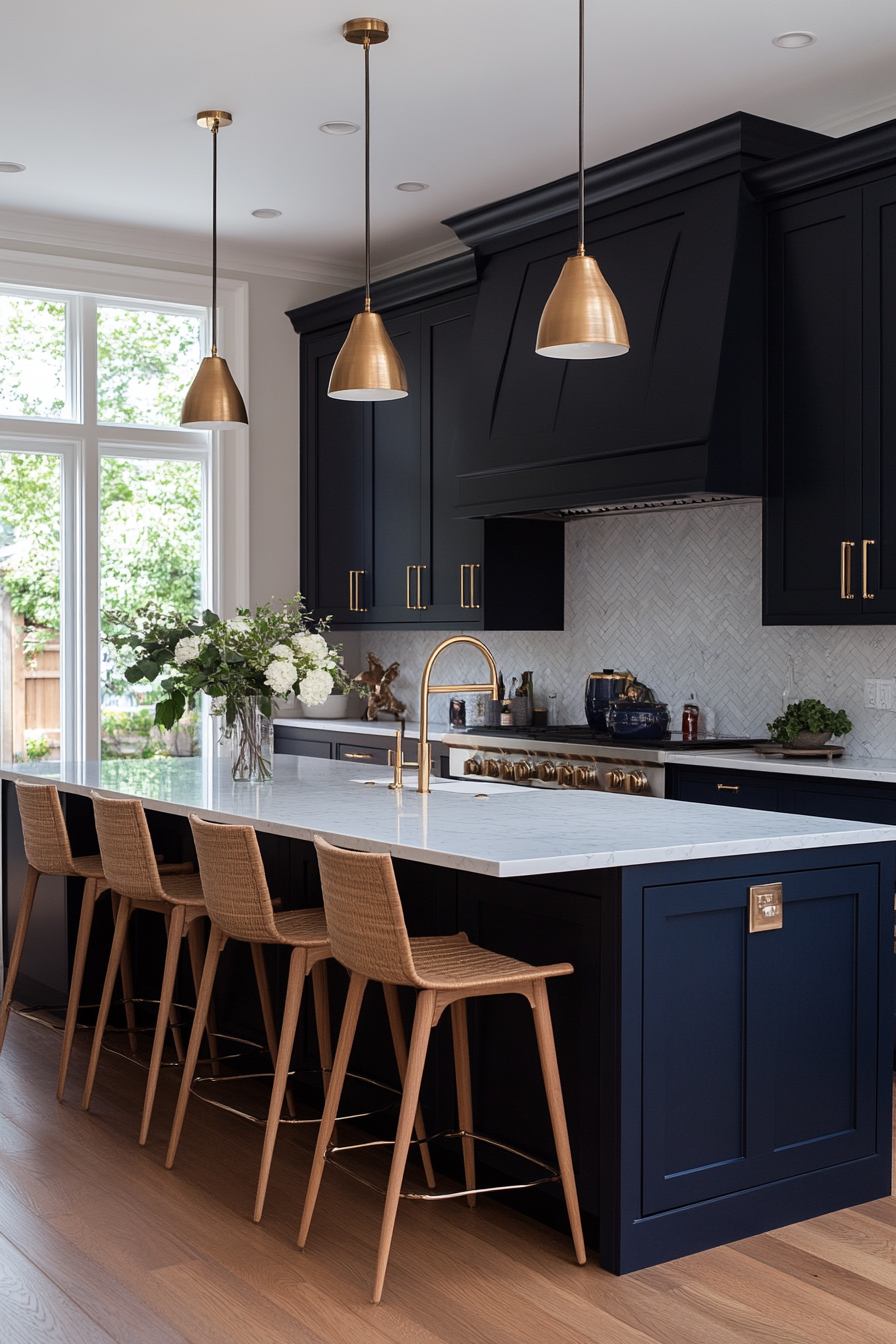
[0,592,60,760]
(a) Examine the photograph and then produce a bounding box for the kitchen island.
[1,754,893,1273]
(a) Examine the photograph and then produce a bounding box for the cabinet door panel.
[764,190,864,621]
[303,332,371,623]
[642,863,879,1215]
[368,315,422,624]
[862,178,896,613]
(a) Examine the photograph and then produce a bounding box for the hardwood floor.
[0,1010,894,1344]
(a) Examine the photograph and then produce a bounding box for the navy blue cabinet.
[641,862,880,1215]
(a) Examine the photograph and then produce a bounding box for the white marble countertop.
[665,749,896,784]
[273,718,447,742]
[3,756,895,879]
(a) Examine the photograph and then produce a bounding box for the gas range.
[442,726,768,797]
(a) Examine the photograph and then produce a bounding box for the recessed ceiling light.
[252,208,282,219]
[319,121,359,135]
[0,162,25,173]
[396,182,429,192]
[772,31,817,48]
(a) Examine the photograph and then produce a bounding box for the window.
[0,264,248,762]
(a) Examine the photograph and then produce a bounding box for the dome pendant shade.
[536,253,629,359]
[328,309,408,401]
[180,354,249,428]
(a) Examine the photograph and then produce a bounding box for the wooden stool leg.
[112,892,139,1054]
[298,971,368,1250]
[187,917,220,1073]
[310,959,333,1096]
[373,988,436,1305]
[531,979,586,1265]
[382,982,436,1189]
[139,904,186,1146]
[165,925,228,1170]
[82,895,133,1111]
[163,913,186,1063]
[254,946,308,1223]
[450,998,477,1208]
[0,865,40,1055]
[56,877,99,1100]
[251,942,295,1117]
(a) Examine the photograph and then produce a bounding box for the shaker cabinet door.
[861,175,896,615]
[301,331,372,624]
[764,188,864,623]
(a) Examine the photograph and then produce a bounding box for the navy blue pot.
[605,701,671,741]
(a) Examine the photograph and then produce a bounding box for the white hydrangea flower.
[298,668,333,706]
[225,618,250,633]
[268,643,294,659]
[264,658,298,696]
[174,635,201,666]
[292,632,330,664]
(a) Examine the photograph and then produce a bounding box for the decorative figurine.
[353,653,406,721]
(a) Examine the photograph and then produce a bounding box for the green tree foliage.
[97,306,201,426]
[0,453,61,629]
[0,298,66,417]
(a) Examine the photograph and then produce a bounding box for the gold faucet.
[417,635,499,793]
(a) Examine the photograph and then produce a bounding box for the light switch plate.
[749,882,783,932]
[864,678,896,710]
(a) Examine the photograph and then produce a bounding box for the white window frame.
[0,249,249,761]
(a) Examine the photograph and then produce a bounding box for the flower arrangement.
[104,595,346,778]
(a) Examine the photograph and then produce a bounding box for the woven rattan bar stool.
[299,836,586,1304]
[82,792,218,1145]
[166,814,435,1222]
[0,781,190,1102]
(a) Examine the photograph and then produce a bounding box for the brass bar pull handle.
[344,752,373,761]
[841,541,855,599]
[417,565,427,610]
[406,565,414,610]
[349,570,367,612]
[863,539,875,599]
[460,564,469,608]
[471,563,480,609]
[717,784,739,792]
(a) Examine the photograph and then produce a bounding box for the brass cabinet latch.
[749,882,783,932]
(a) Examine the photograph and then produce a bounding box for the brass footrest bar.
[11,1000,89,1030]
[101,1004,265,1071]
[190,1067,401,1127]
[325,1128,560,1200]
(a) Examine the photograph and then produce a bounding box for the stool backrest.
[90,793,166,902]
[189,814,282,942]
[314,836,419,986]
[16,781,76,876]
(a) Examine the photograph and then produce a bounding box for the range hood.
[443,113,828,520]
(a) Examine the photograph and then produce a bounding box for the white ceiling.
[3,0,896,282]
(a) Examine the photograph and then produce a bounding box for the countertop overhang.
[665,748,896,784]
[2,756,894,879]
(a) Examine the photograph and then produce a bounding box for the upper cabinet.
[752,121,896,623]
[291,260,564,631]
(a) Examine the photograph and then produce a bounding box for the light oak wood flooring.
[0,1010,894,1344]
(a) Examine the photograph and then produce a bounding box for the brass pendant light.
[535,0,629,360]
[181,111,249,428]
[328,18,408,401]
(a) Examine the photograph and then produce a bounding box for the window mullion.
[79,298,101,759]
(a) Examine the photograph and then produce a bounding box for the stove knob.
[483,757,500,778]
[513,760,533,781]
[498,758,515,780]
[573,765,599,789]
[556,762,575,787]
[627,769,649,795]
[464,756,481,775]
[606,768,626,792]
[536,760,557,782]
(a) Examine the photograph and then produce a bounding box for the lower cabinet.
[641,861,880,1214]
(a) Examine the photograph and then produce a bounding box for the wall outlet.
[864,678,896,710]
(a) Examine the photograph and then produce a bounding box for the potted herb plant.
[766,698,853,750]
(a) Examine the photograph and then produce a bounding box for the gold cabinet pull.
[407,565,427,610]
[460,563,481,609]
[343,752,372,760]
[840,541,855,599]
[349,569,367,612]
[863,539,875,599]
[717,783,739,792]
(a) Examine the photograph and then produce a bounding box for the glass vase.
[229,696,273,782]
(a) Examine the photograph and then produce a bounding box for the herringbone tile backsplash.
[336,501,896,758]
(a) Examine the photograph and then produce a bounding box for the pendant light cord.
[577,0,585,257]
[211,120,219,355]
[364,36,371,312]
